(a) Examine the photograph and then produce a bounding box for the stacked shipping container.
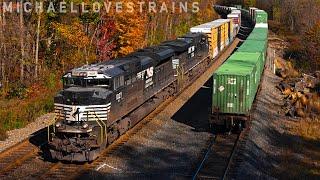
[212,7,268,117]
[190,19,233,59]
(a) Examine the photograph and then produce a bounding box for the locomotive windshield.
[63,77,110,88]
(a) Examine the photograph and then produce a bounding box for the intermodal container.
[214,19,232,47]
[255,10,268,24]
[234,5,242,9]
[190,19,232,59]
[212,61,256,115]
[228,13,240,34]
[237,40,267,62]
[247,28,268,41]
[227,52,264,89]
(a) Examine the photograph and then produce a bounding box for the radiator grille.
[54,103,111,121]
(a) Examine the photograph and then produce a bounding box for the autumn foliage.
[304,22,320,71]
[97,16,117,61]
[0,0,217,137]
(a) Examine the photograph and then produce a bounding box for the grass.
[0,92,55,141]
[293,118,320,141]
[278,143,320,178]
[276,118,320,178]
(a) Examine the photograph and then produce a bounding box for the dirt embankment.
[236,33,320,179]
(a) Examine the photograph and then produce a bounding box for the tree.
[97,16,116,61]
[35,12,42,79]
[304,22,320,71]
[113,0,147,57]
[0,0,6,81]
[244,0,256,8]
[19,1,25,82]
[52,20,91,69]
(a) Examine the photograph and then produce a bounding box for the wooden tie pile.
[275,58,320,118]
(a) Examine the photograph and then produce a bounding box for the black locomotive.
[50,33,211,161]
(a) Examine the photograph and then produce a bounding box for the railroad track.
[223,129,250,179]
[192,132,241,180]
[0,129,48,178]
[191,111,252,179]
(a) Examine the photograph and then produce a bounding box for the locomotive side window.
[98,79,110,87]
[125,76,132,85]
[114,76,124,90]
[64,78,111,88]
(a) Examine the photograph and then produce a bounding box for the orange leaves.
[115,11,146,56]
[305,21,320,44]
[52,21,90,49]
[110,1,147,57]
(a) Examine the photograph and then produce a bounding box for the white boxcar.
[228,13,240,35]
[230,10,241,28]
[190,19,233,59]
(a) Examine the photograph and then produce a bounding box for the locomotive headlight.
[55,122,61,128]
[79,72,87,77]
[82,123,89,129]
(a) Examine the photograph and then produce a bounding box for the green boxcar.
[227,52,264,90]
[237,40,267,63]
[251,28,268,34]
[212,61,256,115]
[255,10,268,24]
[247,28,268,41]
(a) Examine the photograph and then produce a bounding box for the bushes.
[6,83,28,99]
[0,126,7,141]
[0,86,57,141]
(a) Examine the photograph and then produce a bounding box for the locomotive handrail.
[94,115,104,145]
[98,115,107,144]
[91,111,107,145]
[48,109,62,142]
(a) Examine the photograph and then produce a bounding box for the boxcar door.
[239,78,244,114]
[217,27,221,52]
[228,22,231,44]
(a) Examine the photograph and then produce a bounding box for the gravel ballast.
[83,86,214,179]
[0,113,55,152]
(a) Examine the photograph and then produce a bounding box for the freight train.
[49,8,241,162]
[210,6,268,131]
